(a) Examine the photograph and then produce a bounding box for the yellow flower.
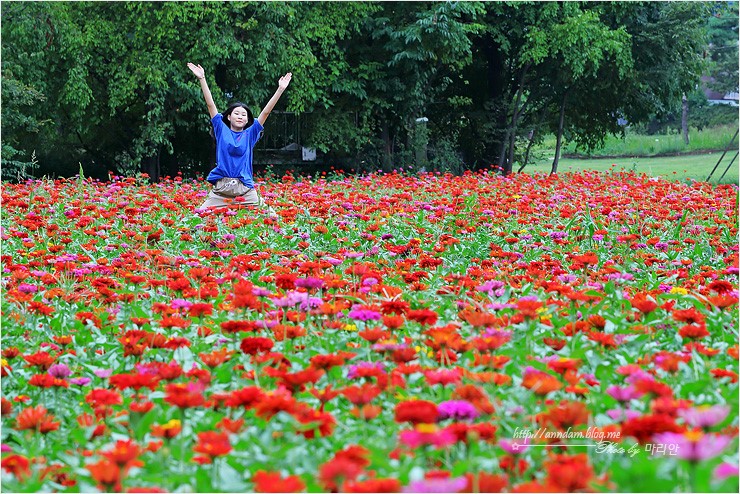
[343,324,358,332]
[1,359,7,367]
[512,194,522,199]
[416,423,438,433]
[163,419,182,430]
[670,287,688,295]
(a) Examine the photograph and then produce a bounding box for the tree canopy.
[1,1,730,180]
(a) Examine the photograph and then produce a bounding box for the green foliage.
[0,1,730,179]
[705,2,739,93]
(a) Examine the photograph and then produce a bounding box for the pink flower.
[678,405,730,429]
[653,431,732,462]
[714,462,740,481]
[403,476,467,493]
[399,425,456,449]
[498,437,531,455]
[606,408,642,422]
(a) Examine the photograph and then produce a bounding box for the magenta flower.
[48,363,71,379]
[499,437,531,455]
[402,475,468,493]
[347,306,382,322]
[69,377,91,386]
[295,277,324,290]
[678,405,730,429]
[437,400,479,421]
[714,462,739,481]
[399,427,456,449]
[652,431,732,462]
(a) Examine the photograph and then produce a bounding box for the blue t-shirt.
[206,114,263,187]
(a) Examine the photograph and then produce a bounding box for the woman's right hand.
[187,63,205,80]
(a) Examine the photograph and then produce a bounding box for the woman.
[187,62,291,212]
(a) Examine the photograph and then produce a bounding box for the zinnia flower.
[652,431,732,462]
[402,475,468,493]
[437,400,479,421]
[678,405,730,429]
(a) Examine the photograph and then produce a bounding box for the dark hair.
[222,102,254,128]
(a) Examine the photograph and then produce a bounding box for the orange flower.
[86,458,122,492]
[199,347,234,368]
[15,405,60,433]
[537,400,590,430]
[521,368,563,395]
[151,419,182,440]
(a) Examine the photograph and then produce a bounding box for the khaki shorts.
[200,186,276,215]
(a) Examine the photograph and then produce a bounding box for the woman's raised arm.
[187,63,218,119]
[258,72,292,126]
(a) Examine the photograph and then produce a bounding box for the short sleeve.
[249,120,264,147]
[211,114,224,140]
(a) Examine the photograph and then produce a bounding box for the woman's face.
[228,107,250,131]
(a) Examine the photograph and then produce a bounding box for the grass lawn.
[525,151,739,184]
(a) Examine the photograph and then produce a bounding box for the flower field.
[1,169,738,493]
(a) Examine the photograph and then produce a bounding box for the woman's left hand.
[279,73,292,90]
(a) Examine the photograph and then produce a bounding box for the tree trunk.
[143,148,161,183]
[497,128,510,172]
[505,63,532,174]
[381,122,392,169]
[518,106,547,173]
[681,93,689,145]
[551,90,569,175]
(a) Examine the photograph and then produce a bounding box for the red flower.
[678,323,710,339]
[240,337,274,355]
[544,453,595,492]
[252,470,306,493]
[23,351,56,370]
[164,382,206,409]
[407,309,438,326]
[2,454,31,480]
[621,413,684,444]
[225,386,265,409]
[221,320,260,333]
[342,384,382,406]
[193,431,232,460]
[394,400,438,424]
[109,372,160,390]
[86,388,123,409]
[345,478,401,493]
[318,457,363,492]
[463,472,508,493]
[101,440,143,470]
